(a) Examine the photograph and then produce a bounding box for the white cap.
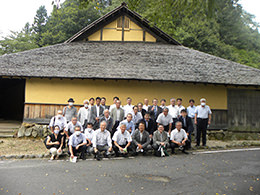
[83,99,89,104]
[200,98,206,102]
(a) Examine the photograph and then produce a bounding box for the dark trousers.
[196,118,208,146]
[69,145,87,158]
[111,121,120,137]
[172,118,178,129]
[170,141,188,153]
[163,125,169,132]
[112,144,129,156]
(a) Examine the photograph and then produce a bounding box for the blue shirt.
[187,105,196,118]
[68,133,86,147]
[118,119,135,135]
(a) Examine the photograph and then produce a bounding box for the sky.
[0,0,259,38]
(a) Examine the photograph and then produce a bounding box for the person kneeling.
[170,122,189,155]
[92,121,113,160]
[45,125,64,161]
[68,126,87,161]
[112,123,132,157]
[132,122,152,155]
[152,124,169,157]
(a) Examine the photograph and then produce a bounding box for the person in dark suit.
[148,98,163,122]
[178,109,194,148]
[137,102,147,118]
[137,113,156,139]
[101,97,110,110]
[131,122,152,155]
[99,109,113,133]
[90,97,104,130]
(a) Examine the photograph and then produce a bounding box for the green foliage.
[0,23,38,55]
[0,0,259,69]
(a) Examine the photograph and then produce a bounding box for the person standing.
[137,113,156,140]
[89,98,95,110]
[167,98,179,129]
[109,96,120,113]
[142,98,150,112]
[78,100,90,129]
[194,98,212,147]
[137,102,146,118]
[63,98,77,122]
[131,106,143,128]
[187,99,197,139]
[90,97,104,130]
[123,97,134,118]
[101,97,109,110]
[119,113,135,136]
[178,109,193,149]
[110,100,125,135]
[49,110,67,133]
[156,108,173,134]
[160,99,167,109]
[148,98,163,122]
[99,109,113,133]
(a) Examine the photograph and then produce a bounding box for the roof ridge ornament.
[121,2,128,7]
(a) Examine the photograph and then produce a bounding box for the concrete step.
[0,134,14,138]
[0,129,16,133]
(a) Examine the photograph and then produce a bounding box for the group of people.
[45,96,212,161]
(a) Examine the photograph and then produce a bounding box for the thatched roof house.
[0,2,259,131]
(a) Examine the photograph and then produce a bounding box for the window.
[116,17,130,30]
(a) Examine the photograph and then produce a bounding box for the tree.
[32,5,48,46]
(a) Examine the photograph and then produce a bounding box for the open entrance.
[0,78,25,122]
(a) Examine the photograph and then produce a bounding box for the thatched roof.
[65,2,181,45]
[0,41,259,86]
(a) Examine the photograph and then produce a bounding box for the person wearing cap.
[99,109,113,133]
[187,99,197,140]
[78,99,90,129]
[90,97,104,130]
[112,123,132,157]
[194,98,212,147]
[68,126,87,160]
[63,98,77,122]
[178,109,193,149]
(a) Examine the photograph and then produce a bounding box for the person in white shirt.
[84,123,95,154]
[160,99,167,109]
[49,110,67,133]
[112,123,132,157]
[64,117,83,139]
[156,108,173,134]
[92,121,113,160]
[131,106,143,127]
[142,98,150,111]
[68,126,87,160]
[170,121,189,154]
[109,96,120,112]
[176,98,185,116]
[167,98,179,128]
[123,97,134,118]
[78,100,90,129]
[187,99,197,139]
[194,98,212,147]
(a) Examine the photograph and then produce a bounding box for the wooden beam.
[122,15,125,41]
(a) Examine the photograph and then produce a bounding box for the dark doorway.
[0,78,25,121]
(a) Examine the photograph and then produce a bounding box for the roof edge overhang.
[1,75,259,88]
